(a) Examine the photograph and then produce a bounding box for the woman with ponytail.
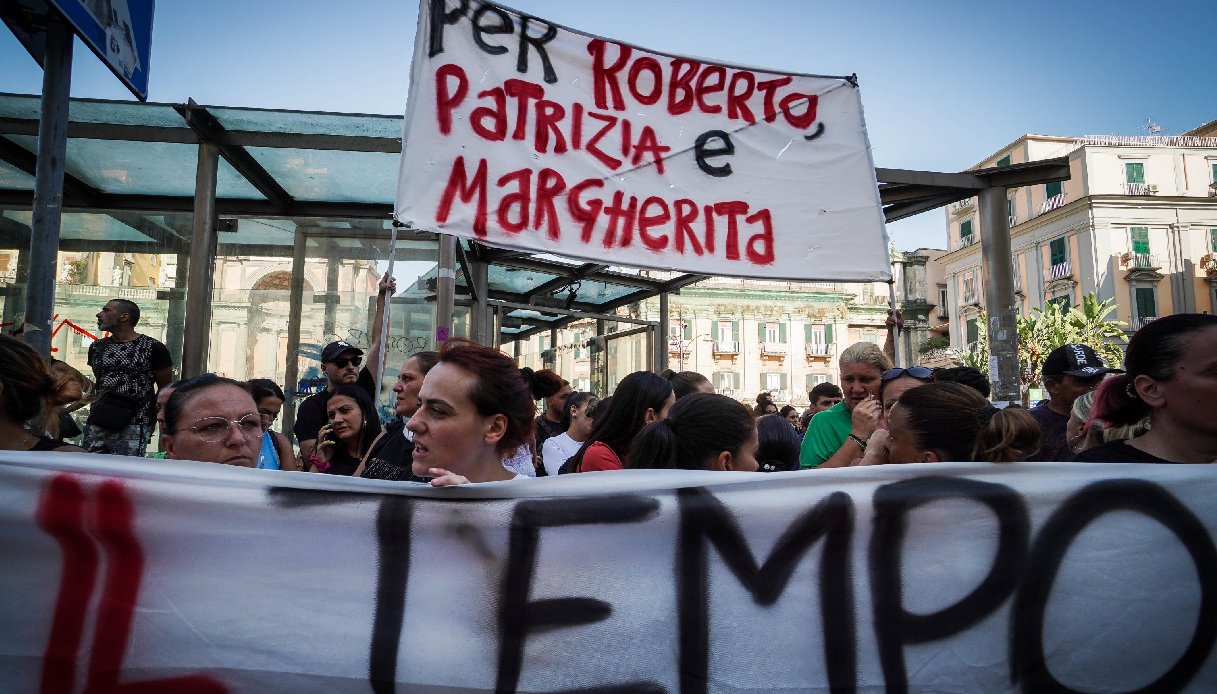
[1075,314,1217,463]
[627,393,757,472]
[755,414,801,472]
[881,382,1040,464]
[0,336,86,452]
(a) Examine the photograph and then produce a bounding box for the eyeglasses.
[175,414,265,443]
[328,356,362,369]
[881,367,934,381]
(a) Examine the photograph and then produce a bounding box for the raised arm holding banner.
[395,0,891,281]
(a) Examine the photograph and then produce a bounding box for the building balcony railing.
[936,305,948,318]
[1202,253,1217,279]
[953,235,977,252]
[667,338,689,355]
[805,343,834,357]
[760,342,788,356]
[1039,193,1067,215]
[1013,273,1023,293]
[1122,182,1158,195]
[1131,316,1158,331]
[719,387,739,398]
[712,340,739,355]
[948,198,975,215]
[1049,261,1074,281]
[1120,252,1161,270]
[962,290,979,306]
[1008,215,1017,228]
[763,390,788,402]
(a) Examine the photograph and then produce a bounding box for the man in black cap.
[294,274,394,466]
[1029,343,1121,461]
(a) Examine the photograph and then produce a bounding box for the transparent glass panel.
[485,266,561,295]
[605,330,651,394]
[67,100,190,128]
[246,147,398,203]
[208,107,402,139]
[0,159,35,190]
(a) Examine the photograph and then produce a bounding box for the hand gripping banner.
[395,0,892,281]
[3,452,1217,692]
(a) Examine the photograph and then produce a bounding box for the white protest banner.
[394,0,891,281]
[3,453,1216,692]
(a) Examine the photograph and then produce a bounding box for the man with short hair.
[1028,343,1120,461]
[294,275,394,465]
[83,299,173,456]
[800,344,891,469]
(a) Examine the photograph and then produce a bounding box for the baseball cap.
[1042,344,1122,378]
[320,340,364,363]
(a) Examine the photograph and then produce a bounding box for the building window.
[960,219,973,241]
[1048,295,1071,311]
[716,320,735,342]
[862,283,876,302]
[1210,228,1217,253]
[862,329,879,344]
[1125,162,1145,184]
[965,318,979,346]
[764,321,780,343]
[1049,237,1068,266]
[1007,196,1015,220]
[1130,227,1150,255]
[1135,287,1157,320]
[963,271,976,298]
[996,154,1011,167]
[762,372,785,392]
[807,324,826,346]
[806,373,828,390]
[1045,181,1062,198]
[714,371,738,391]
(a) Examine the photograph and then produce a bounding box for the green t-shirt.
[799,401,852,469]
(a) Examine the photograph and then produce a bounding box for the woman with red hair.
[406,339,536,485]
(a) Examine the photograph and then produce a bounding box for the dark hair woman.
[0,336,86,452]
[660,369,713,399]
[540,391,600,476]
[354,351,440,481]
[248,378,297,471]
[308,384,383,476]
[1076,314,1217,463]
[628,393,757,471]
[756,414,802,472]
[565,371,674,472]
[161,374,261,466]
[406,338,536,485]
[881,382,1040,464]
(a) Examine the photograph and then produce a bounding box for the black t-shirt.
[319,446,361,476]
[293,367,376,444]
[361,419,429,482]
[1028,404,1072,462]
[1074,440,1175,463]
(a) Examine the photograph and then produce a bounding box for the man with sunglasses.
[293,275,395,465]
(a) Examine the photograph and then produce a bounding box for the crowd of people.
[4,291,1216,482]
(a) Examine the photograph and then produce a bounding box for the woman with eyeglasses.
[248,378,298,471]
[307,384,382,476]
[161,375,264,466]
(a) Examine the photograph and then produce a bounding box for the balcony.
[719,387,739,398]
[803,340,832,355]
[1202,254,1217,280]
[1039,193,1067,215]
[1131,316,1157,331]
[712,340,739,355]
[667,338,686,355]
[948,198,975,215]
[1049,261,1074,281]
[760,342,788,356]
[1013,273,1023,294]
[962,290,979,306]
[936,305,948,318]
[1120,252,1161,270]
[764,390,789,402]
[1122,182,1158,195]
[953,234,977,251]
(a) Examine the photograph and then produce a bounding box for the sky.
[2,0,1214,251]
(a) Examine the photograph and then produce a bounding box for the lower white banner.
[2,452,1216,693]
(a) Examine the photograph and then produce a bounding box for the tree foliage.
[958,293,1127,390]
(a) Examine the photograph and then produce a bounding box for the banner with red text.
[3,453,1217,692]
[395,0,891,281]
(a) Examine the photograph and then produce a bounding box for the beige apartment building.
[939,120,1217,351]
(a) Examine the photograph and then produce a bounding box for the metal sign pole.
[373,221,401,401]
[24,17,72,355]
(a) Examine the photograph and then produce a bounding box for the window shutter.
[1211,229,1217,254]
[781,373,789,389]
[1045,181,1062,198]
[1050,238,1067,265]
[683,320,692,340]
[804,323,813,343]
[825,323,834,343]
[759,373,767,390]
[966,319,979,344]
[779,323,787,342]
[996,155,1011,167]
[1125,162,1145,184]
[960,220,973,238]
[1131,227,1149,254]
[758,322,766,342]
[731,320,740,341]
[1135,288,1157,318]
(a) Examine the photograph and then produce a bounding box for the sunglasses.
[881,367,934,381]
[328,356,362,369]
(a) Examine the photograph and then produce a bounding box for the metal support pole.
[435,234,457,343]
[164,254,190,368]
[2,235,32,329]
[373,223,399,401]
[181,142,219,377]
[548,327,557,369]
[888,281,901,368]
[470,259,489,344]
[979,186,1020,405]
[24,18,73,355]
[656,291,670,373]
[323,244,340,339]
[281,227,309,436]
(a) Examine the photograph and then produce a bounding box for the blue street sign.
[1,0,155,101]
